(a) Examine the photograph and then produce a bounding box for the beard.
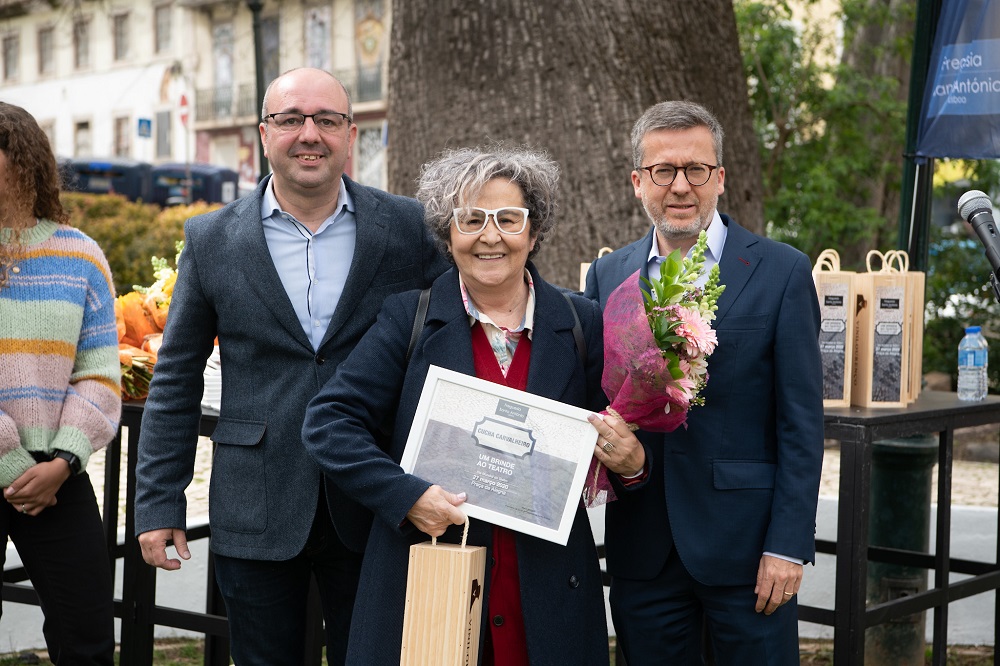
[641,192,717,241]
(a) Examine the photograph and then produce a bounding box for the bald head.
[261,68,353,121]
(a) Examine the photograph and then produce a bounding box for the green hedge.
[62,193,221,295]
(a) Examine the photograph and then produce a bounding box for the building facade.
[0,0,389,192]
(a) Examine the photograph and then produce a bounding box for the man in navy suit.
[133,68,448,665]
[585,101,824,665]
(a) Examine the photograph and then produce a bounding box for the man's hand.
[754,554,803,615]
[139,528,191,570]
[4,461,69,516]
[406,485,467,538]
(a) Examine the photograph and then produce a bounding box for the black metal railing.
[5,392,1000,664]
[333,64,385,104]
[194,84,258,123]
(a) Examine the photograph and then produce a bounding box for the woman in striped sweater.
[0,101,121,665]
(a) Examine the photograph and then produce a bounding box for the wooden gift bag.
[885,250,925,403]
[851,250,910,408]
[400,519,487,666]
[579,247,614,292]
[812,249,857,408]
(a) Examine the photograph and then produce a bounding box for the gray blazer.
[134,175,448,559]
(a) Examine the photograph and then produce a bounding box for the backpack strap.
[406,288,432,364]
[562,291,586,364]
[407,288,583,365]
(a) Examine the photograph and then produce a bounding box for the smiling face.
[448,177,537,298]
[259,68,356,202]
[632,126,725,251]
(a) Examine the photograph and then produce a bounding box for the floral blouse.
[458,269,536,377]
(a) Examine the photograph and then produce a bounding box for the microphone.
[958,190,1000,281]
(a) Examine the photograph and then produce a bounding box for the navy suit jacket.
[585,216,824,586]
[302,266,610,665]
[134,175,449,559]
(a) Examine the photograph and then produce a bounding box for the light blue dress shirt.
[646,211,727,280]
[260,177,357,350]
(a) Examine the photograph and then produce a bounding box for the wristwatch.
[51,450,82,475]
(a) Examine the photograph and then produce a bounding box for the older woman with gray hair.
[303,145,643,665]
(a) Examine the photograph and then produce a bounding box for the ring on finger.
[20,503,27,514]
[783,591,795,597]
[602,440,614,453]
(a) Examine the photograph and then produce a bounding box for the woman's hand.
[4,460,70,516]
[589,413,645,477]
[406,485,468,537]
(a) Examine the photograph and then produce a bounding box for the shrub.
[923,227,1000,393]
[62,193,221,294]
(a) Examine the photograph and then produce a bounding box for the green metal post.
[898,0,942,272]
[865,434,938,665]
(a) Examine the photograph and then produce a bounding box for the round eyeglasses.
[638,162,719,187]
[263,112,352,133]
[452,207,530,235]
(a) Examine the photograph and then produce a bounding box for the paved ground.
[82,429,1000,529]
[86,432,215,529]
[820,445,999,507]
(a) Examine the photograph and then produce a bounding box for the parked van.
[61,157,153,202]
[151,163,239,207]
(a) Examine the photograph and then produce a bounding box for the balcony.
[334,64,385,105]
[194,83,258,125]
[193,64,384,128]
[0,0,44,20]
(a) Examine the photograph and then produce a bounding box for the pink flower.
[675,307,718,357]
[663,374,695,405]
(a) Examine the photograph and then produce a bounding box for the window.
[262,16,280,85]
[114,116,130,158]
[155,110,171,159]
[75,121,92,156]
[38,27,54,75]
[305,7,331,71]
[3,34,19,82]
[39,121,55,154]
[355,124,387,190]
[113,13,130,62]
[212,23,234,117]
[73,18,90,70]
[154,5,171,54]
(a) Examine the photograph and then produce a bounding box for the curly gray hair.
[415,145,559,261]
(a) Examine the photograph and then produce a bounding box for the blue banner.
[916,0,1000,159]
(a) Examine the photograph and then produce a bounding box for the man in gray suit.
[134,68,448,665]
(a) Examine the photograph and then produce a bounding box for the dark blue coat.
[585,217,825,586]
[303,265,611,665]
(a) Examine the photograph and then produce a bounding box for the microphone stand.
[989,270,1000,304]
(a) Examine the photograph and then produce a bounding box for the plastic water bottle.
[957,326,989,401]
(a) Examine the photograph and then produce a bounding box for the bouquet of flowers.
[116,241,183,399]
[585,230,725,507]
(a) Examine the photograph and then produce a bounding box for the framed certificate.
[400,365,598,546]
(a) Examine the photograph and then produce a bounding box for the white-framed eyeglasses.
[452,207,530,235]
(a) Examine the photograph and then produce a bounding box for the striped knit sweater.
[0,219,121,487]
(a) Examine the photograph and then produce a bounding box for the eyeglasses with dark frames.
[452,207,530,235]
[262,112,353,133]
[638,162,719,187]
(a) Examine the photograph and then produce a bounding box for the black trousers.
[213,487,364,666]
[1,470,115,665]
[610,548,800,666]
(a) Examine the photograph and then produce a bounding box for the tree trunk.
[388,0,762,289]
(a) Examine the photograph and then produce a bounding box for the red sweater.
[471,322,531,666]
